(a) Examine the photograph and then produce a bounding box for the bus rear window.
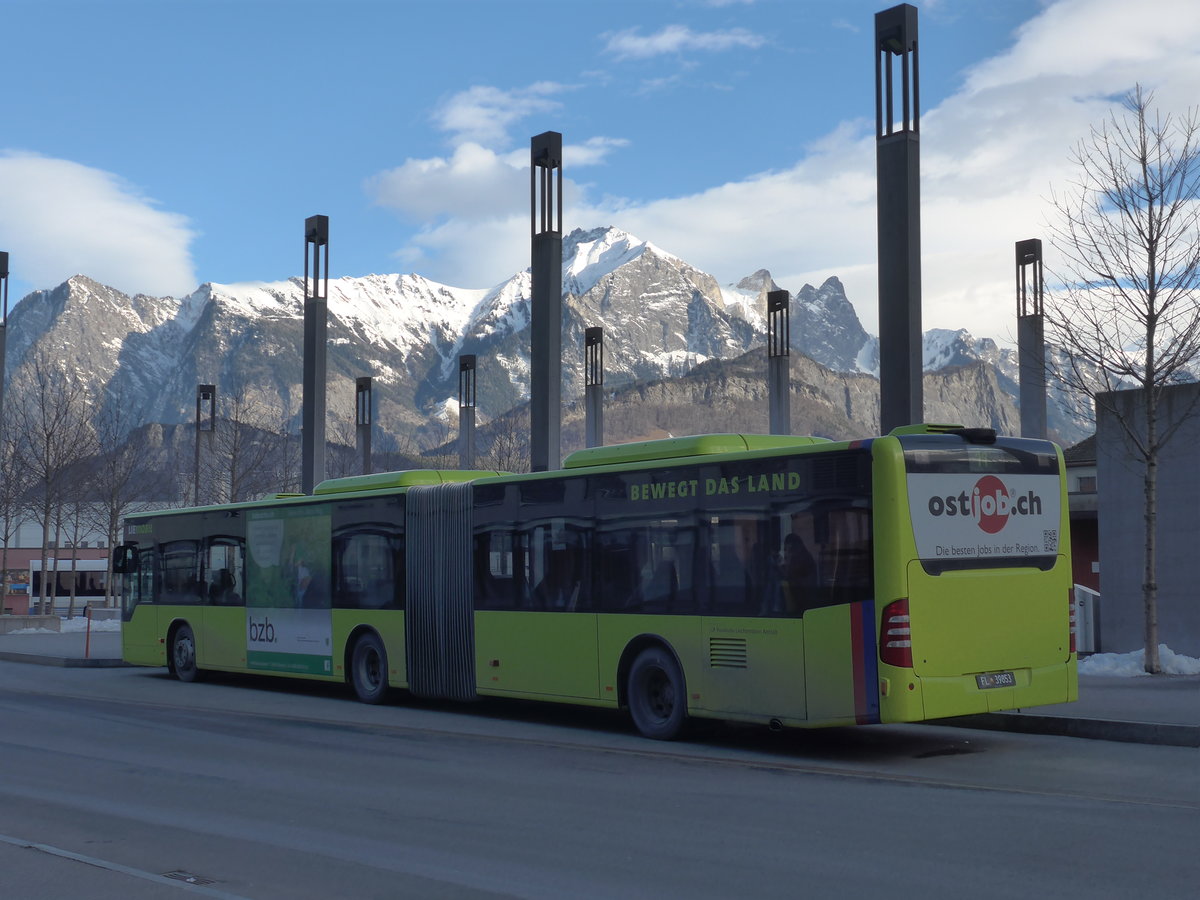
[902,436,1059,477]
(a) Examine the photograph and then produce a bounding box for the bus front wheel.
[171,624,200,683]
[627,645,687,740]
[350,633,390,704]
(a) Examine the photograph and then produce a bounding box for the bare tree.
[87,407,166,605]
[0,423,28,612]
[482,408,531,474]
[205,386,285,503]
[326,393,362,479]
[1045,86,1200,673]
[271,394,303,494]
[10,351,97,614]
[58,498,89,619]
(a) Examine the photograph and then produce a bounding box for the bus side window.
[120,547,157,619]
[708,515,776,616]
[822,507,872,605]
[593,528,641,613]
[161,540,203,605]
[776,510,820,617]
[794,504,873,608]
[206,539,245,607]
[475,529,517,610]
[334,531,398,610]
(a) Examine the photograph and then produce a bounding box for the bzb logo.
[248,616,277,644]
[927,475,1043,535]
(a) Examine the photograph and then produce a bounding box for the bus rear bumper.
[881,657,1078,723]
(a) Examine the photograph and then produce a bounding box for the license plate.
[976,671,1016,689]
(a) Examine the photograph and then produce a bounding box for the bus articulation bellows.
[115,425,1077,740]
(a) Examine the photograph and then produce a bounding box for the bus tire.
[171,624,201,683]
[627,645,687,740]
[350,632,390,704]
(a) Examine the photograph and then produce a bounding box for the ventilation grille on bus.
[709,637,748,669]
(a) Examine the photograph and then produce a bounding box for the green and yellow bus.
[116,425,1077,739]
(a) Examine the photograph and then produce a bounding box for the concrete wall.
[1096,384,1200,656]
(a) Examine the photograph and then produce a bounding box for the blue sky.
[2,0,1199,344]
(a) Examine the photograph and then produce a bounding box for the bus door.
[801,503,877,725]
[700,512,807,721]
[198,529,247,670]
[475,518,599,700]
[117,543,163,667]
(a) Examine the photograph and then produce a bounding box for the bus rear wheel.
[627,645,687,740]
[350,633,390,704]
[171,624,201,683]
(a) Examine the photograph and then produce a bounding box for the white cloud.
[434,82,572,147]
[372,1,1200,346]
[0,153,196,296]
[603,25,765,60]
[368,143,528,224]
[391,214,530,288]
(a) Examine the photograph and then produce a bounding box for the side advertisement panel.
[246,506,332,675]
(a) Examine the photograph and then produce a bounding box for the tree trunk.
[67,542,80,620]
[1,543,10,615]
[1143,387,1161,674]
[38,515,51,615]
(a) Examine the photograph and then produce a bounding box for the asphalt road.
[1,662,1196,899]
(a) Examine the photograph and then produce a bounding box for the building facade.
[1096,383,1200,656]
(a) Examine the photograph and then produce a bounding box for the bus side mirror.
[112,544,138,575]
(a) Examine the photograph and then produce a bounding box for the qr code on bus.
[1043,530,1058,553]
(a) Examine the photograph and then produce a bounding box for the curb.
[0,651,129,669]
[2,650,1194,747]
[937,712,1200,748]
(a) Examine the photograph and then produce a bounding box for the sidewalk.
[0,628,126,668]
[0,630,1195,746]
[939,673,1200,748]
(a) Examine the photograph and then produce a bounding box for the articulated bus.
[116,425,1077,739]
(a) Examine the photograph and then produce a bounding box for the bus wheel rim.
[175,635,194,670]
[646,668,673,720]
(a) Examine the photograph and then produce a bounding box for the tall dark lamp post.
[585,327,604,449]
[530,131,563,472]
[458,355,477,469]
[355,376,373,476]
[875,4,923,433]
[767,290,791,435]
[194,384,216,506]
[1016,239,1048,439]
[0,252,9,446]
[302,215,330,494]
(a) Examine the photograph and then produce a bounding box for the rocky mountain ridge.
[1,226,1089,452]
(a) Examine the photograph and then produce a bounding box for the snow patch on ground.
[1078,644,1200,676]
[8,616,122,635]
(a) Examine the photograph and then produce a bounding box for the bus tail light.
[880,598,913,668]
[1069,591,1077,655]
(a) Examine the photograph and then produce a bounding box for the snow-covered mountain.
[1,225,1090,449]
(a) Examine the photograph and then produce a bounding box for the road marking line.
[0,832,253,900]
